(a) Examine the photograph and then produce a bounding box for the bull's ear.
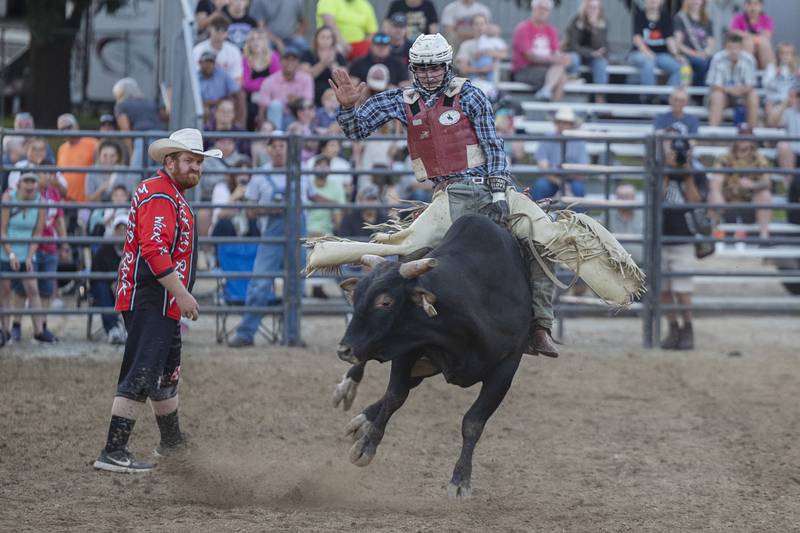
[411,287,438,318]
[339,278,359,305]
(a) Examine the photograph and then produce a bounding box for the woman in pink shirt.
[728,0,774,68]
[242,30,282,130]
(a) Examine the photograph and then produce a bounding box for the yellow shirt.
[316,0,378,44]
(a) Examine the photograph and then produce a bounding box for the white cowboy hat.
[553,106,579,124]
[148,128,223,164]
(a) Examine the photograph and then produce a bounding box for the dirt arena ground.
[1,311,799,532]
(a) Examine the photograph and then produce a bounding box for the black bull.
[335,214,532,498]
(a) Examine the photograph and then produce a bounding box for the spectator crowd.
[1,0,798,351]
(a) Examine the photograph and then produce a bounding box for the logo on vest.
[438,110,461,126]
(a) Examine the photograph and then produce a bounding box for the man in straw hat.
[94,128,221,473]
[531,106,588,201]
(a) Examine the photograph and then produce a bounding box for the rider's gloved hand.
[487,177,510,226]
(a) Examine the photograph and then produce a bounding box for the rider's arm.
[460,84,510,190]
[337,89,407,140]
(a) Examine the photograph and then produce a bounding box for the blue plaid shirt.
[337,81,510,182]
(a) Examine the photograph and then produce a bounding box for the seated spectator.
[56,113,97,203]
[777,84,800,189]
[307,156,347,238]
[88,184,130,237]
[247,0,307,54]
[85,140,135,204]
[210,161,256,235]
[386,0,439,40]
[532,107,589,200]
[201,136,250,204]
[706,33,759,126]
[8,138,68,197]
[242,29,282,130]
[198,51,242,121]
[313,88,341,134]
[205,98,251,159]
[607,184,644,264]
[440,0,490,47]
[250,120,276,167]
[729,0,774,69]
[495,108,528,165]
[353,120,399,186]
[98,114,117,131]
[628,0,684,92]
[1,136,25,192]
[90,214,128,345]
[0,172,55,343]
[511,0,569,102]
[763,43,799,128]
[255,46,314,129]
[195,0,227,42]
[673,0,715,87]
[192,14,244,86]
[709,123,772,239]
[112,77,164,170]
[285,106,317,162]
[349,33,409,88]
[5,112,55,164]
[336,184,388,239]
[455,14,508,101]
[223,0,257,50]
[308,139,354,198]
[316,0,378,60]
[654,87,700,134]
[385,13,413,66]
[563,0,609,101]
[300,26,347,106]
[358,63,392,106]
[370,164,403,214]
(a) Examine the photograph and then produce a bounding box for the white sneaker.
[533,87,552,101]
[108,326,126,345]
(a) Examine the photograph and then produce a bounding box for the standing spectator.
[306,156,347,238]
[205,98,251,159]
[227,134,314,347]
[0,173,54,343]
[386,13,413,66]
[112,77,164,170]
[455,14,508,101]
[222,0,257,50]
[563,0,609,100]
[4,112,56,164]
[192,14,244,85]
[511,0,570,102]
[728,0,774,69]
[56,113,97,203]
[629,0,684,91]
[763,43,799,128]
[195,0,227,42]
[532,107,589,200]
[674,0,716,87]
[349,33,410,88]
[85,140,134,205]
[98,186,131,238]
[706,33,759,126]
[255,46,314,129]
[198,51,242,121]
[316,0,378,60]
[1,136,25,192]
[300,26,348,106]
[248,0,307,54]
[386,0,439,41]
[777,85,800,188]
[440,0,490,46]
[659,136,706,350]
[608,184,644,265]
[8,138,68,197]
[709,123,773,239]
[241,29,281,130]
[654,87,700,134]
[90,214,128,345]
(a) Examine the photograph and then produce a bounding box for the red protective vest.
[404,78,486,181]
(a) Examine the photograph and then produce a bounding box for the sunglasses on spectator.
[373,34,391,45]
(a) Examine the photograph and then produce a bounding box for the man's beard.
[172,169,201,189]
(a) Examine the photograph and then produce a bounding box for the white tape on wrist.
[492,192,506,203]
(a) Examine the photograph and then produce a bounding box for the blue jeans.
[685,55,710,86]
[567,52,609,84]
[532,178,585,201]
[628,51,682,87]
[91,280,119,333]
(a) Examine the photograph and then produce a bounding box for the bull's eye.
[373,294,394,309]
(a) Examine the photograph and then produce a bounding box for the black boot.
[660,321,680,350]
[677,322,694,350]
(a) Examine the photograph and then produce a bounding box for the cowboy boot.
[677,322,694,350]
[527,324,559,358]
[660,321,681,350]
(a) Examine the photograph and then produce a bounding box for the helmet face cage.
[408,33,453,91]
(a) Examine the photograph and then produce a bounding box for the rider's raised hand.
[329,68,366,109]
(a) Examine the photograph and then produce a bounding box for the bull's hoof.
[447,482,472,500]
[332,375,359,411]
[344,413,372,443]
[349,437,376,467]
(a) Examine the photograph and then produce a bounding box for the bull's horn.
[398,258,438,279]
[360,255,387,269]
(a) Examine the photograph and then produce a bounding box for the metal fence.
[0,127,798,347]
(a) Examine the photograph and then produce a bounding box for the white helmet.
[408,33,453,66]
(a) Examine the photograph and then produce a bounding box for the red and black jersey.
[115,170,197,321]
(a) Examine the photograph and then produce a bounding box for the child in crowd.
[314,88,341,134]
[764,43,799,127]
